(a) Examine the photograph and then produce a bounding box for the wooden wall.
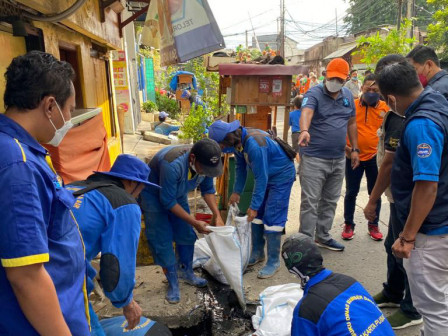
[15,0,121,49]
[0,32,26,112]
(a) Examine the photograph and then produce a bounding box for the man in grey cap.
[282,233,394,335]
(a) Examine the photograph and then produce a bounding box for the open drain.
[169,272,255,336]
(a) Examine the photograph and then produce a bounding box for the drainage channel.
[169,272,256,336]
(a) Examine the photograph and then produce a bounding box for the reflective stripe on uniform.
[264,224,284,232]
[13,138,26,162]
[1,253,49,267]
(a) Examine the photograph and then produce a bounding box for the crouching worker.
[281,233,395,335]
[67,154,161,335]
[154,111,180,136]
[208,120,295,279]
[140,139,224,304]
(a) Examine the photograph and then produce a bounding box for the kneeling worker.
[140,138,224,304]
[282,233,395,335]
[67,154,161,335]
[208,120,295,279]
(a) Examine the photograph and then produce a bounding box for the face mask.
[351,76,358,82]
[190,160,197,173]
[418,73,428,87]
[289,267,310,289]
[325,79,344,93]
[363,92,380,106]
[387,97,398,113]
[46,102,73,147]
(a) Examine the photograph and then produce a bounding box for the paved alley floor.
[110,119,421,335]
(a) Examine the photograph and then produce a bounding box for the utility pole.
[406,0,413,38]
[335,8,338,36]
[412,0,416,39]
[248,13,261,51]
[397,0,403,30]
[280,0,285,57]
[245,30,248,48]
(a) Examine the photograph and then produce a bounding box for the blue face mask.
[363,92,380,106]
[222,147,235,154]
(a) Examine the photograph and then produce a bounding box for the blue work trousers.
[254,179,295,233]
[143,201,197,268]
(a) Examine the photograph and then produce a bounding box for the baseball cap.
[281,233,324,278]
[208,120,241,143]
[94,154,160,189]
[326,58,350,80]
[159,111,169,119]
[191,138,223,177]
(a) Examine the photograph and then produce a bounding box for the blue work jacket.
[0,114,89,335]
[292,269,394,336]
[142,145,215,212]
[67,174,141,308]
[234,128,295,210]
[391,87,448,233]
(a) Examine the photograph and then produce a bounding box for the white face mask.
[387,97,398,114]
[325,79,344,93]
[46,102,73,147]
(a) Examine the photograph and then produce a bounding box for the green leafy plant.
[179,104,213,142]
[155,92,180,119]
[427,0,448,61]
[141,100,158,113]
[353,19,416,65]
[344,0,434,35]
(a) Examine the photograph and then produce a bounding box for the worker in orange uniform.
[342,74,389,241]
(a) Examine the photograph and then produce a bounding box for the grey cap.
[281,233,324,278]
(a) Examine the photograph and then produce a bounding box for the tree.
[427,0,448,61]
[353,20,416,65]
[344,0,435,35]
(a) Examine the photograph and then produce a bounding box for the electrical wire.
[22,0,87,22]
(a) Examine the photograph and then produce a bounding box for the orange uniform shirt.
[348,98,389,161]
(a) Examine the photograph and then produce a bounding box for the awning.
[219,64,308,76]
[324,43,357,60]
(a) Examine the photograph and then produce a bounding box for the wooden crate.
[230,75,292,106]
[178,74,193,84]
[242,106,272,130]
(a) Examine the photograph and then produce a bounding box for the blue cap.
[181,90,191,99]
[94,154,160,189]
[208,120,241,143]
[159,111,169,118]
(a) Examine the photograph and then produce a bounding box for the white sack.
[252,283,304,336]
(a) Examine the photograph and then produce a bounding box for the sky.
[208,0,350,51]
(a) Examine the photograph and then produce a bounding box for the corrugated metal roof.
[324,43,358,60]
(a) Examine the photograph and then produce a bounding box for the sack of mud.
[192,205,251,308]
[252,283,303,336]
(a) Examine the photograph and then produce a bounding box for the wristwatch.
[351,148,360,153]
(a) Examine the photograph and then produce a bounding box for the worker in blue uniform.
[208,120,296,279]
[67,154,161,335]
[140,138,224,304]
[282,233,395,335]
[0,51,89,335]
[377,61,448,334]
[154,111,180,136]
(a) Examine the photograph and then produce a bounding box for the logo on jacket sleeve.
[417,143,432,158]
